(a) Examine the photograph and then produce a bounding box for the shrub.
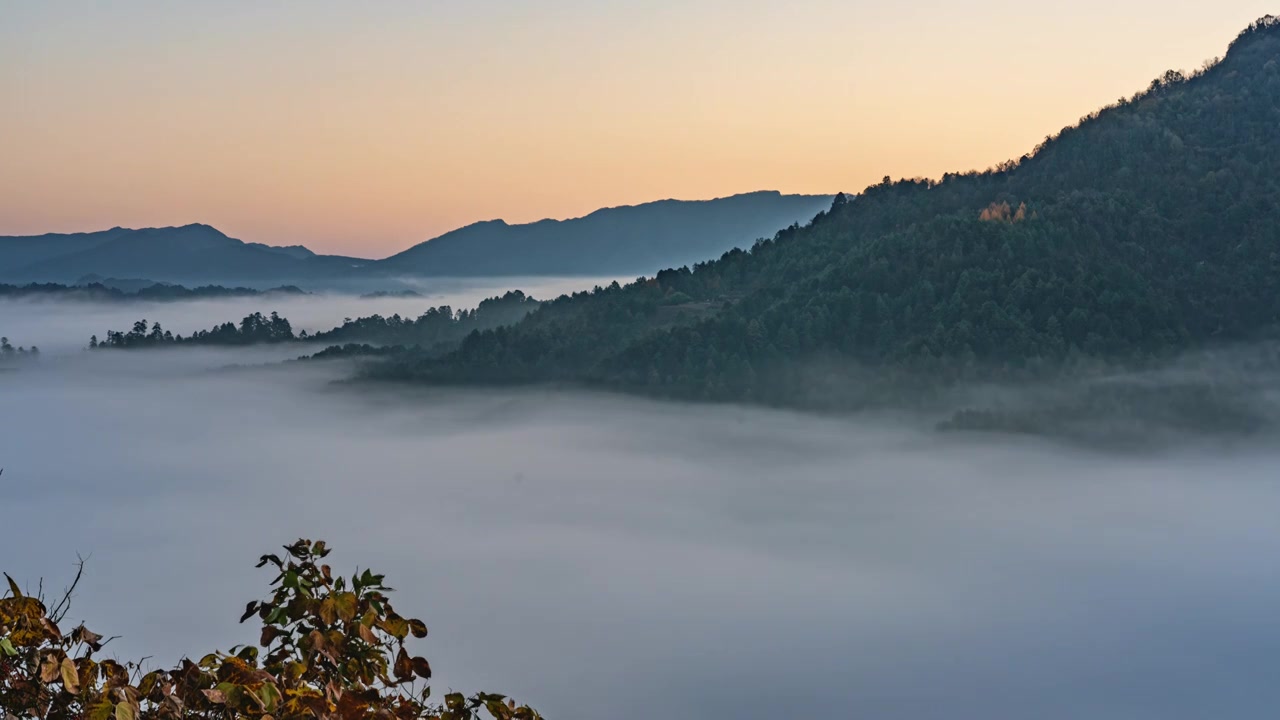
[0,539,539,720]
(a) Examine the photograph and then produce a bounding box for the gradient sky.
[1,1,1273,257]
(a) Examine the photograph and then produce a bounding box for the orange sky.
[0,1,1273,257]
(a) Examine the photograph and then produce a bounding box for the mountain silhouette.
[0,192,832,286]
[375,191,833,276]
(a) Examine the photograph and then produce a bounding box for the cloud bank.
[2,298,1279,719]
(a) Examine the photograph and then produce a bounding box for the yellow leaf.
[40,652,62,683]
[60,656,80,694]
[86,700,113,720]
[318,597,337,626]
[0,596,45,625]
[378,614,409,640]
[332,592,357,623]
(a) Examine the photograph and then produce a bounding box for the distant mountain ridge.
[378,191,834,276]
[0,192,834,287]
[0,224,367,286]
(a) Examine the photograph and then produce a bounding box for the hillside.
[375,17,1280,415]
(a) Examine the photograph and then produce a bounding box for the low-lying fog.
[3,295,1280,719]
[0,275,620,353]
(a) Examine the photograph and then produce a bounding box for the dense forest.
[0,281,307,302]
[90,291,540,353]
[358,17,1280,415]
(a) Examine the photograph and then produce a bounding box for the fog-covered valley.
[4,292,1280,719]
[0,276,618,353]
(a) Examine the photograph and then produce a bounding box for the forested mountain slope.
[377,17,1280,408]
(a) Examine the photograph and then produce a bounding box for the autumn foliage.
[0,539,539,720]
[978,201,1029,223]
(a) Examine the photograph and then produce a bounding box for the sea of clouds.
[3,287,1280,719]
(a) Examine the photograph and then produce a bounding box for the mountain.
[371,191,833,276]
[245,243,316,260]
[374,17,1280,416]
[0,227,135,271]
[0,224,367,286]
[0,192,832,286]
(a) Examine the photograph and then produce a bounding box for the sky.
[1,1,1273,257]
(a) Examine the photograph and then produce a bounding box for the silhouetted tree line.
[307,291,539,349]
[0,281,306,302]
[300,343,409,360]
[367,17,1280,410]
[89,291,540,353]
[0,336,39,362]
[92,312,295,349]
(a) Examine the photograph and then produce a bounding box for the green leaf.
[217,682,245,709]
[0,637,16,656]
[257,682,282,713]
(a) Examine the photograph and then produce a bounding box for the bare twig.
[49,554,87,624]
